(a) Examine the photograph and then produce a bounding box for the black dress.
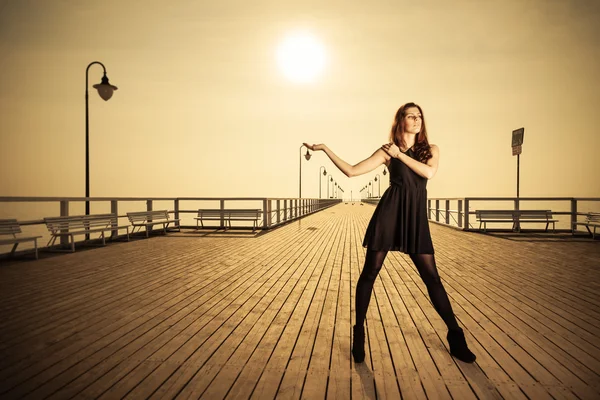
[362,147,434,254]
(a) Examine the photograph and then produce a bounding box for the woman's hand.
[303,142,326,151]
[381,142,401,158]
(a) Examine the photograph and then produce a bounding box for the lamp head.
[383,168,387,175]
[374,176,378,181]
[322,169,327,176]
[304,149,311,161]
[93,74,118,101]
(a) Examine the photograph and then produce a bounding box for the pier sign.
[512,127,524,155]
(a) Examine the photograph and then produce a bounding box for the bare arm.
[303,143,390,177]
[382,143,440,179]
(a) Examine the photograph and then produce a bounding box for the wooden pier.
[0,203,599,399]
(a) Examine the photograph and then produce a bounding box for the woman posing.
[303,102,476,363]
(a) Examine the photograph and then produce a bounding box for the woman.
[303,102,476,363]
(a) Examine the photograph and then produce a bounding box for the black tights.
[355,249,460,331]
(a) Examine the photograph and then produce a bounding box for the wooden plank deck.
[0,203,599,399]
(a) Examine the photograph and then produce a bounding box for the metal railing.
[362,196,600,232]
[427,197,600,232]
[0,196,341,255]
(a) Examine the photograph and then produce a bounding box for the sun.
[276,33,326,84]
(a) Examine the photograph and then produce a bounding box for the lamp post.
[86,61,118,219]
[327,175,332,198]
[319,166,327,199]
[374,174,381,197]
[369,181,373,198]
[334,182,338,198]
[299,144,311,198]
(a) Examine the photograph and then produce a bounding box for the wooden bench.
[573,212,600,239]
[476,210,558,232]
[44,213,130,252]
[127,210,180,237]
[195,209,262,232]
[0,219,43,259]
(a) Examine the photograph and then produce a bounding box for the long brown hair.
[388,102,432,163]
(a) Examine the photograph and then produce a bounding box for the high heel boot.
[352,325,365,363]
[447,328,476,363]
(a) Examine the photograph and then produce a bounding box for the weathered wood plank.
[0,203,598,400]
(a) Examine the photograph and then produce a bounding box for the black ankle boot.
[352,325,365,363]
[447,328,476,363]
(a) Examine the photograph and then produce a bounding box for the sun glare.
[276,33,326,84]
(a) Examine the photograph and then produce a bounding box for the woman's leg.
[408,253,460,331]
[409,253,476,362]
[355,249,388,327]
[352,248,388,363]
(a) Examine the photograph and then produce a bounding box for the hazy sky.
[1,0,599,200]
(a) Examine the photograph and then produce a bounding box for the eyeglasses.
[405,115,422,122]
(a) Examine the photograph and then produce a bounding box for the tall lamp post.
[86,61,118,219]
[374,174,381,197]
[299,144,311,198]
[368,181,373,198]
[334,182,338,198]
[319,166,327,199]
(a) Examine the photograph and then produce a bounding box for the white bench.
[0,219,42,259]
[127,210,180,237]
[195,209,262,232]
[44,213,130,252]
[573,212,600,239]
[476,210,558,232]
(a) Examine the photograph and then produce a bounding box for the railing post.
[174,199,180,228]
[146,199,153,227]
[263,198,268,229]
[458,200,463,229]
[435,200,440,222]
[277,200,281,224]
[60,200,69,247]
[220,199,225,229]
[571,198,577,233]
[445,200,450,225]
[284,199,288,221]
[111,200,118,238]
[428,199,431,219]
[464,198,470,230]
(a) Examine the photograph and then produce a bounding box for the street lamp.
[334,182,338,198]
[86,61,118,218]
[319,166,327,199]
[299,144,311,198]
[327,175,333,198]
[369,181,373,198]
[374,174,381,197]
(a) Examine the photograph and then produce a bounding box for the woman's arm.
[303,143,389,177]
[381,143,440,179]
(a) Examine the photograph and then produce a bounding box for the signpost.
[512,127,524,231]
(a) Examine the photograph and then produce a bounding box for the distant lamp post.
[299,145,311,198]
[85,61,118,218]
[369,181,373,198]
[374,174,381,197]
[334,182,338,198]
[327,175,333,198]
[319,166,327,199]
